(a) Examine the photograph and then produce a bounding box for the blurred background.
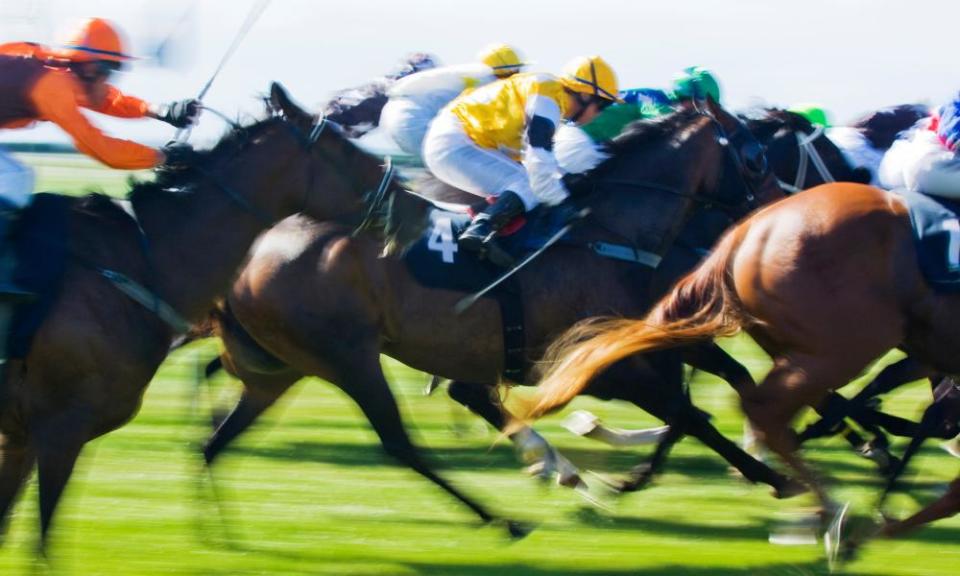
[1,0,956,150]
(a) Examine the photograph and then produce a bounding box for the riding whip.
[454,208,591,314]
[174,0,274,142]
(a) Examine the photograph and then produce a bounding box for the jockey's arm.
[91,85,151,118]
[30,72,161,170]
[523,95,568,206]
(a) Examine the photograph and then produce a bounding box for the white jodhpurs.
[0,148,34,209]
[380,97,437,157]
[422,113,540,211]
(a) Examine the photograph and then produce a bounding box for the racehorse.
[522,181,960,542]
[0,83,514,549]
[200,98,811,499]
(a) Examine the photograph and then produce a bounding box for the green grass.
[0,154,956,575]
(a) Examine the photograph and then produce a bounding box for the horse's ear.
[269,82,316,130]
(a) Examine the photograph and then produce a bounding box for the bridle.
[775,123,836,194]
[587,104,771,221]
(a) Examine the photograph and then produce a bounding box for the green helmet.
[671,66,721,103]
[788,103,831,127]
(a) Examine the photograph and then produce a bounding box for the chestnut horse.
[0,83,511,549]
[523,181,960,541]
[201,98,808,499]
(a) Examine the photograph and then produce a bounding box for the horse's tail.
[209,299,288,375]
[524,227,751,420]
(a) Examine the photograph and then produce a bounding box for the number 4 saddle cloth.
[895,188,960,291]
[402,205,574,294]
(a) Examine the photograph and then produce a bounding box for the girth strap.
[496,289,526,382]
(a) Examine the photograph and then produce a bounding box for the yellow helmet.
[478,43,526,78]
[559,55,623,103]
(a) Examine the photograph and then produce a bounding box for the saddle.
[402,204,575,382]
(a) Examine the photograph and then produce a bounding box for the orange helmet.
[58,18,133,63]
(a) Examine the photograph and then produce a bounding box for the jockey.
[423,55,622,266]
[0,18,200,300]
[379,43,527,156]
[556,66,719,174]
[321,52,439,138]
[581,66,721,143]
[879,95,958,196]
[789,104,831,128]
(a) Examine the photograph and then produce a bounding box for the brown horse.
[523,181,960,541]
[201,97,809,501]
[0,82,512,549]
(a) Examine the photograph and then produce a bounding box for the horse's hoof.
[557,471,584,489]
[504,520,536,540]
[523,461,552,483]
[562,410,600,436]
[773,477,809,499]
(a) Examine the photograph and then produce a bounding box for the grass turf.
[0,154,955,575]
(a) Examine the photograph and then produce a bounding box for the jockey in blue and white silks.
[379,44,526,157]
[879,95,960,198]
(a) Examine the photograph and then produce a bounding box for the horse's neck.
[590,181,696,257]
[130,176,278,322]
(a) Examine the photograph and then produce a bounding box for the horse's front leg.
[0,436,35,545]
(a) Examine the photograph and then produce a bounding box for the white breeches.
[422,112,540,211]
[0,148,34,208]
[380,97,438,157]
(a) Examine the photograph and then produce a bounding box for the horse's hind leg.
[741,357,858,512]
[203,368,301,465]
[33,406,91,550]
[684,412,806,498]
[881,475,960,538]
[0,440,35,543]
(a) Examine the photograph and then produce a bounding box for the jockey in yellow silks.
[379,43,526,156]
[422,55,621,266]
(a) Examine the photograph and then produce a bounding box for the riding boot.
[458,191,526,267]
[0,206,35,303]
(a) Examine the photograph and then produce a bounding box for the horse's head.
[743,108,872,193]
[153,83,374,225]
[582,97,782,252]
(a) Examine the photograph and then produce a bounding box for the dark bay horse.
[200,98,809,499]
[523,181,960,542]
[0,83,512,549]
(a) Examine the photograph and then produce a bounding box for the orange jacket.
[0,43,161,169]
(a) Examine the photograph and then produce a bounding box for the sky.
[1,0,956,151]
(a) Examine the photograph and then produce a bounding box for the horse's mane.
[604,108,703,156]
[849,104,929,150]
[738,108,815,141]
[126,115,289,201]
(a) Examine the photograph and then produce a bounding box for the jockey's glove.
[159,142,199,169]
[155,99,202,128]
